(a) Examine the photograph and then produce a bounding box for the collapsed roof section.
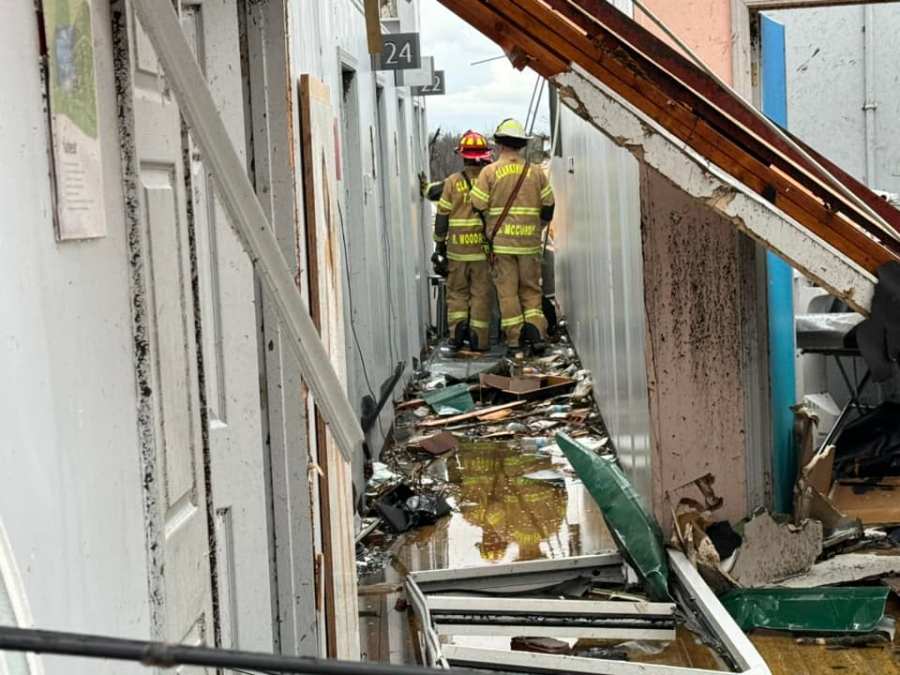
[438,0,900,312]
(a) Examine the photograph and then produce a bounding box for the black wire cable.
[523,74,540,129]
[0,626,473,674]
[337,201,377,401]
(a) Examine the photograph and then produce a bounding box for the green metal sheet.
[557,433,671,601]
[722,587,889,633]
[423,383,475,415]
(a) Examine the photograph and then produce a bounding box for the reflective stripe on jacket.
[471,157,554,255]
[435,169,487,262]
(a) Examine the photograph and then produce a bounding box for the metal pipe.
[863,4,878,187]
[361,360,407,433]
[0,626,465,675]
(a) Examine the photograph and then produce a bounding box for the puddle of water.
[359,439,729,670]
[359,438,618,663]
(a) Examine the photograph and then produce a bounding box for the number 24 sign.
[376,33,421,71]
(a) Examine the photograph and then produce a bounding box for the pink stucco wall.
[634,2,760,531]
[638,0,734,85]
[640,168,753,529]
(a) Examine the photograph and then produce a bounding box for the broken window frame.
[406,551,771,674]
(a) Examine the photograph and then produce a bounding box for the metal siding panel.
[768,6,867,183]
[554,106,652,506]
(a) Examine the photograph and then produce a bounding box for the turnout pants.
[447,259,492,349]
[492,253,546,346]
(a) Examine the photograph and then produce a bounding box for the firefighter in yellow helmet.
[433,130,494,350]
[470,118,555,354]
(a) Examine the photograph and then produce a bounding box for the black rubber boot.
[467,328,488,352]
[448,321,468,351]
[521,322,546,356]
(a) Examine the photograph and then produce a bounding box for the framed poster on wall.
[41,0,107,240]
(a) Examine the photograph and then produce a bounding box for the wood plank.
[440,0,568,78]
[500,0,897,267]
[831,478,900,526]
[417,400,525,427]
[560,0,900,250]
[298,74,359,660]
[564,0,900,244]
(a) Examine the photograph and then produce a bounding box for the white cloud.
[419,0,551,135]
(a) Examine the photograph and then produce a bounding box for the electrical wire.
[526,78,545,136]
[626,0,900,242]
[337,201,377,401]
[523,74,541,131]
[470,53,507,66]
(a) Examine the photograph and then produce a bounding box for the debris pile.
[664,396,900,650]
[356,338,608,573]
[402,433,769,673]
[360,331,900,671]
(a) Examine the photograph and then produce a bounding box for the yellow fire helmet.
[493,117,529,141]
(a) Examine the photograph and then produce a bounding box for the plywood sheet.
[832,477,900,526]
[299,74,358,659]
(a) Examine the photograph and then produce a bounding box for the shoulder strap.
[487,161,531,243]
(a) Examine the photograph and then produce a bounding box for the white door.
[125,0,273,653]
[180,1,275,652]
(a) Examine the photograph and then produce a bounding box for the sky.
[418,0,551,136]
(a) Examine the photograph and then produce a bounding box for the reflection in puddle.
[359,439,618,664]
[449,442,569,563]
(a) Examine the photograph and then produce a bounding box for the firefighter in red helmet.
[432,130,494,350]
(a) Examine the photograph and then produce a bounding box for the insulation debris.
[730,512,822,587]
[778,553,900,588]
[670,498,737,595]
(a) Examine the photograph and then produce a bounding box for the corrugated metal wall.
[551,105,652,504]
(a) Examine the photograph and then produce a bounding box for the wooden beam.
[555,64,876,312]
[463,0,900,273]
[438,0,568,77]
[363,0,383,54]
[561,0,900,246]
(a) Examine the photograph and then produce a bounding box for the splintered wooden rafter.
[438,0,900,311]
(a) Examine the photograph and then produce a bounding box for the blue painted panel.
[761,14,797,513]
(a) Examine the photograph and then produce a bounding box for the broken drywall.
[780,553,900,588]
[731,512,823,587]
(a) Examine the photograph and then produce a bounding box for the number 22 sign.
[413,70,445,96]
[376,33,421,71]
